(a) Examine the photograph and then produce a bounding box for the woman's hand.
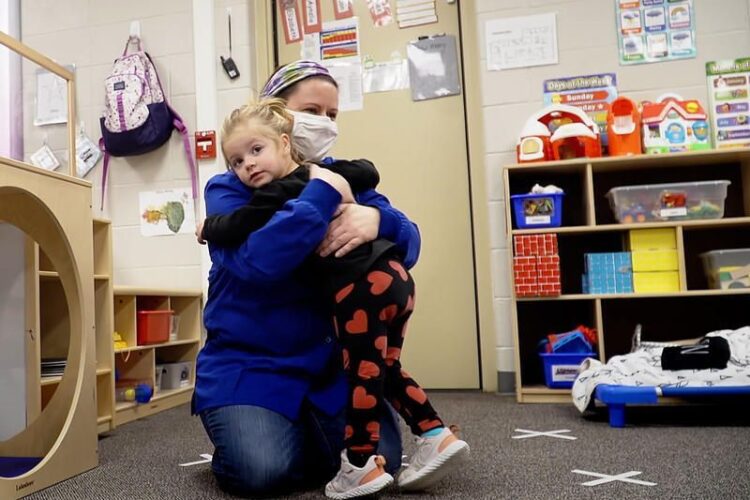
[308,164,355,203]
[318,203,380,258]
[196,220,206,245]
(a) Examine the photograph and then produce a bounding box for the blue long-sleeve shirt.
[193,170,421,420]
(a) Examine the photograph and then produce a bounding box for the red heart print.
[367,271,393,295]
[385,347,401,366]
[366,421,381,441]
[345,425,354,440]
[342,348,350,370]
[379,304,398,322]
[389,260,409,281]
[358,360,381,379]
[418,419,442,432]
[374,336,387,357]
[353,386,377,409]
[406,385,427,404]
[335,283,354,304]
[345,310,368,334]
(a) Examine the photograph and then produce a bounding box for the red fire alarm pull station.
[195,131,216,160]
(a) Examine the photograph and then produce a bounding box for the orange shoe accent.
[438,434,458,453]
[360,455,387,485]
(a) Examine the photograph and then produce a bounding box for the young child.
[200,98,469,499]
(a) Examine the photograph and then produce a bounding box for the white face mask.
[289,110,338,162]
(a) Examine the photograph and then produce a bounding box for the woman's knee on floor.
[212,445,302,497]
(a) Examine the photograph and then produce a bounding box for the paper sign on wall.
[363,57,410,93]
[706,58,750,149]
[279,0,303,44]
[324,60,364,111]
[139,189,196,237]
[617,0,696,65]
[303,0,323,33]
[396,0,437,29]
[35,67,71,126]
[29,143,60,171]
[407,34,461,101]
[334,0,354,19]
[367,0,394,27]
[485,13,558,71]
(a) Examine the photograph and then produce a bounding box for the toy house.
[516,104,602,163]
[641,95,711,154]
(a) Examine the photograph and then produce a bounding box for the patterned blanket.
[572,326,750,412]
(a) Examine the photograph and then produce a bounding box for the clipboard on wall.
[406,34,461,102]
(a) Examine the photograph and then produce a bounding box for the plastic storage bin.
[160,362,192,390]
[137,310,173,345]
[606,180,730,223]
[511,192,564,229]
[539,352,595,389]
[701,248,750,289]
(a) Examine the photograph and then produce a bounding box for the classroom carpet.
[25,392,750,499]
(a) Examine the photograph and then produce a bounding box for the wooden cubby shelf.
[29,219,203,432]
[504,148,750,403]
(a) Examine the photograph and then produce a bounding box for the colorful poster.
[616,0,695,65]
[320,18,360,60]
[706,58,750,149]
[543,73,618,149]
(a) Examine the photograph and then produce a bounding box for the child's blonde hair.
[220,97,303,169]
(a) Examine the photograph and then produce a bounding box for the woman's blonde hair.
[220,97,302,169]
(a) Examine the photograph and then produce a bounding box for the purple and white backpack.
[99,36,197,208]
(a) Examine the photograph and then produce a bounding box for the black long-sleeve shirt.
[202,159,397,295]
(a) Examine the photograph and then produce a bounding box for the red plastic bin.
[137,310,174,345]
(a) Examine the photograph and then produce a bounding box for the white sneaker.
[325,450,394,499]
[397,425,470,491]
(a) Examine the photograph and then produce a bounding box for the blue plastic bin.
[511,192,564,229]
[539,352,595,389]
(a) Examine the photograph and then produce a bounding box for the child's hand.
[195,220,206,245]
[309,164,355,203]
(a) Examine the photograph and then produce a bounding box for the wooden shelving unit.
[30,219,202,432]
[503,148,750,403]
[112,286,202,427]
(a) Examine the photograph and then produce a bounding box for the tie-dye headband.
[261,60,332,98]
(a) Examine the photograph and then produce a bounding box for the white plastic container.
[606,180,730,223]
[700,248,750,289]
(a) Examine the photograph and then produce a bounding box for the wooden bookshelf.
[504,148,750,402]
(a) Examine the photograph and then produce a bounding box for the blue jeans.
[199,402,402,497]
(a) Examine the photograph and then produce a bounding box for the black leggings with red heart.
[332,255,444,467]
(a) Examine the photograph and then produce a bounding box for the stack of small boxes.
[582,252,633,294]
[628,228,680,292]
[513,234,561,297]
